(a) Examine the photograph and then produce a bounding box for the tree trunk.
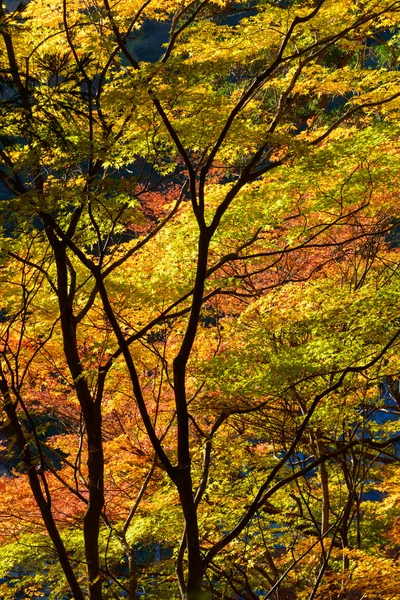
[84,415,105,600]
[318,438,330,537]
[127,547,138,599]
[49,235,105,599]
[176,468,205,600]
[1,394,85,600]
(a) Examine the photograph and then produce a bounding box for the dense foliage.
[1,0,400,598]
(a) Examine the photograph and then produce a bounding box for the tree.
[0,0,400,598]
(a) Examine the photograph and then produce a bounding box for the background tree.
[0,0,400,599]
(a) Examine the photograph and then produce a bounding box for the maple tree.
[1,0,400,599]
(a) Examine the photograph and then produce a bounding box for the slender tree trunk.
[318,438,330,537]
[1,394,85,600]
[127,547,138,599]
[176,468,205,600]
[340,508,351,571]
[84,414,105,600]
[173,231,210,600]
[49,234,105,600]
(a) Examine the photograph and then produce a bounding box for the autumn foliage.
[0,0,400,599]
